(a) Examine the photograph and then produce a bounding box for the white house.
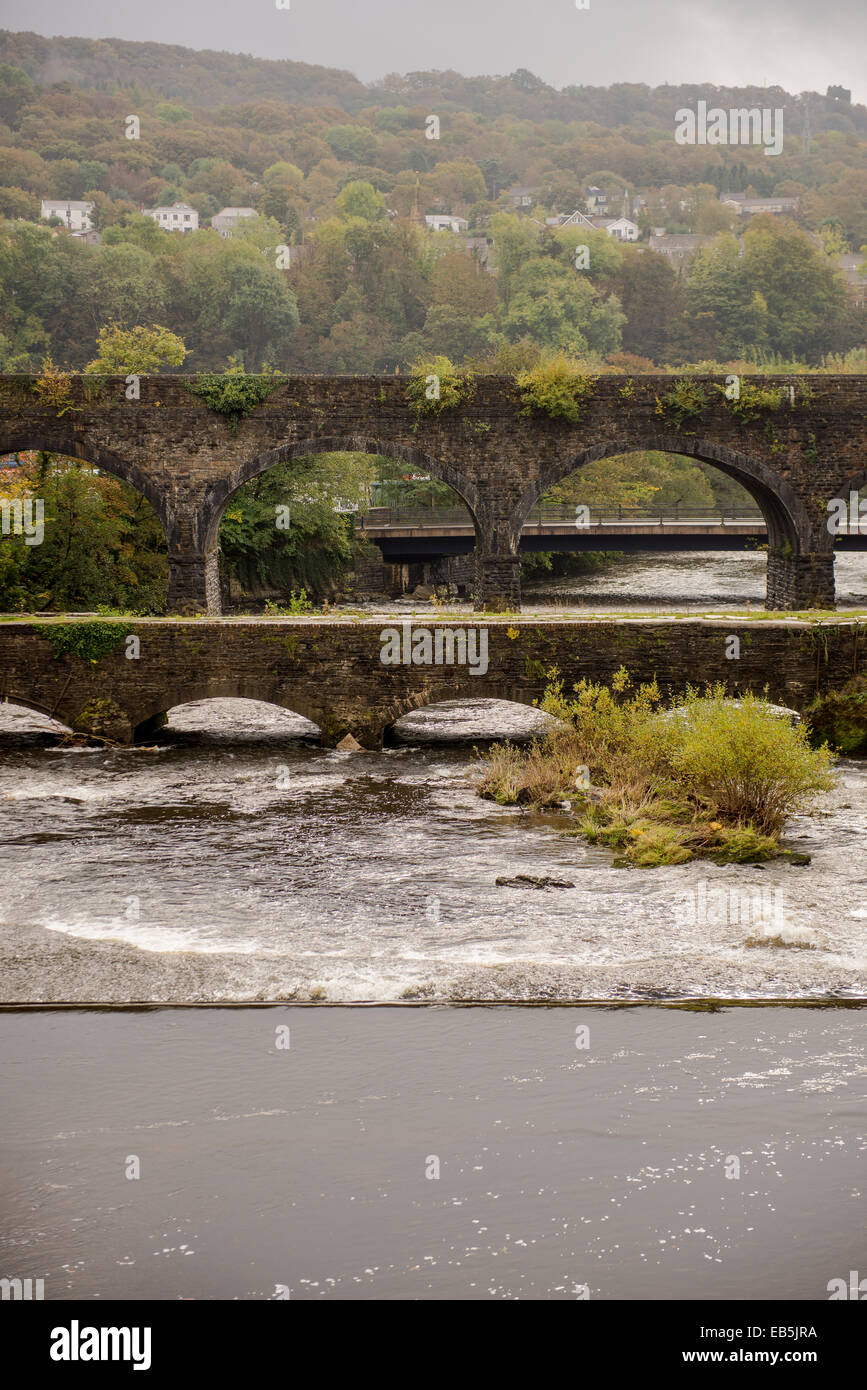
[598,216,640,242]
[142,202,199,233]
[212,206,258,237]
[425,214,469,233]
[40,199,94,232]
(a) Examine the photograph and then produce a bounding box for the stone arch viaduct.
[1,372,864,612]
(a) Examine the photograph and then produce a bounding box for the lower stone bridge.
[1,372,865,613]
[0,617,861,747]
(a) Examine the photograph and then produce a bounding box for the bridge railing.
[357,504,767,529]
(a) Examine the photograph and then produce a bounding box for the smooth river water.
[1,1005,865,1301]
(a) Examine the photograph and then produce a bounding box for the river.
[2,551,866,1005]
[1,1004,863,1300]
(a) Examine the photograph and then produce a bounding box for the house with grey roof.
[720,193,799,217]
[212,207,258,237]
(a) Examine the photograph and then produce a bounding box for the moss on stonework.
[184,372,283,431]
[73,697,131,741]
[35,621,127,664]
[806,675,867,755]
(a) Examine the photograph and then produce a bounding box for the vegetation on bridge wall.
[34,620,128,663]
[183,368,284,431]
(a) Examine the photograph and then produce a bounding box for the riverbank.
[1,1004,863,1300]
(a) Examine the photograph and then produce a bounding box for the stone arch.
[0,436,172,545]
[0,694,72,731]
[129,686,325,742]
[389,691,551,740]
[201,437,479,553]
[512,436,813,555]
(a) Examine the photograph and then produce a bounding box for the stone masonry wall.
[0,617,861,746]
[1,373,864,612]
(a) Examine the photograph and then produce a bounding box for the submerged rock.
[495,873,575,889]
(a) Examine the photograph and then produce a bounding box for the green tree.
[85,323,188,374]
[335,180,386,222]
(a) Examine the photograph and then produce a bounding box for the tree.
[501,257,624,356]
[335,180,386,223]
[218,452,378,597]
[489,213,540,304]
[85,323,188,374]
[0,65,36,128]
[425,160,487,211]
[684,235,770,360]
[431,252,497,316]
[86,243,167,330]
[219,258,300,368]
[739,217,849,360]
[0,454,167,612]
[615,248,685,363]
[696,200,735,235]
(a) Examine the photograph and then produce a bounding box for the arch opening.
[211,441,477,611]
[391,696,552,745]
[514,441,812,611]
[0,697,72,745]
[0,448,169,614]
[133,695,322,746]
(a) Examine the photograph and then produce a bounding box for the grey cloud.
[1,0,864,101]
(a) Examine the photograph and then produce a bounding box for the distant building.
[424,214,469,233]
[648,232,720,269]
[280,244,310,268]
[544,209,639,241]
[463,234,494,271]
[720,193,799,217]
[142,202,199,233]
[507,185,541,209]
[40,198,94,232]
[584,186,608,215]
[547,209,596,229]
[836,253,866,307]
[212,206,258,237]
[597,216,639,242]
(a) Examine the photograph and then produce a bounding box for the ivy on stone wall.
[654,378,709,430]
[514,356,597,425]
[405,356,476,418]
[184,370,284,431]
[717,381,788,423]
[35,621,128,664]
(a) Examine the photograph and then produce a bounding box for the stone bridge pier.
[167,547,221,615]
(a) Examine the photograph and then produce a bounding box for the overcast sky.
[2,0,865,102]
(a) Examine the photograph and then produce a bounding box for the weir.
[0,616,862,748]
